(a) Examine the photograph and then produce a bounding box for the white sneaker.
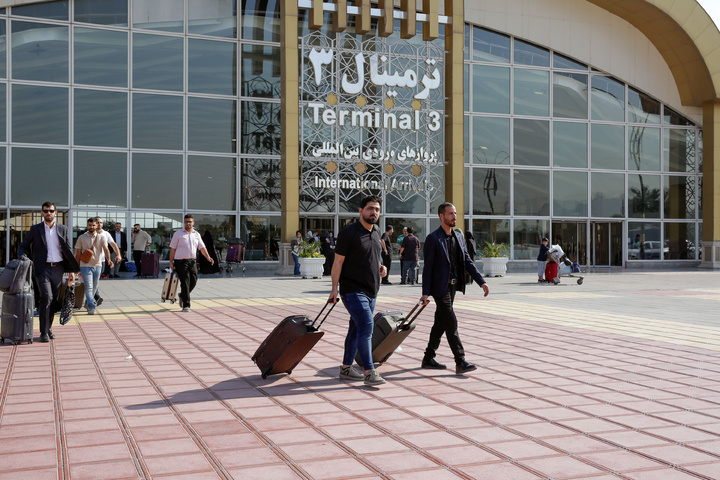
[364,369,386,386]
[339,366,364,381]
[181,307,190,312]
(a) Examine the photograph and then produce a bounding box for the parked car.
[628,241,669,259]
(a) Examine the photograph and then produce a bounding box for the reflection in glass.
[472,116,509,165]
[0,147,5,205]
[472,65,509,114]
[472,26,510,63]
[74,89,127,148]
[629,126,660,171]
[664,107,692,126]
[553,53,586,70]
[132,33,183,91]
[514,39,549,67]
[12,21,68,82]
[191,213,237,261]
[131,153,182,209]
[664,129,696,172]
[188,97,236,153]
[628,174,660,218]
[464,115,469,163]
[0,83,5,142]
[664,222,695,259]
[514,220,549,260]
[242,44,281,98]
[12,2,68,20]
[473,167,510,215]
[188,156,236,210]
[514,69,549,116]
[553,72,588,119]
[242,0,280,42]
[132,93,182,150]
[132,0,183,32]
[464,64,469,112]
[553,171,588,216]
[664,176,695,219]
[241,100,280,155]
[189,39,236,95]
[74,0,128,26]
[241,215,281,261]
[627,221,661,259]
[0,21,6,79]
[553,122,587,168]
[591,124,624,170]
[241,158,281,211]
[11,148,68,206]
[514,170,549,216]
[74,27,128,87]
[13,85,68,145]
[130,212,184,258]
[473,218,510,248]
[73,151,127,207]
[628,87,661,124]
[189,0,236,37]
[591,76,624,121]
[514,119,549,166]
[591,172,624,218]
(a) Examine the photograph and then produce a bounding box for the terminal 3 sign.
[300,30,445,205]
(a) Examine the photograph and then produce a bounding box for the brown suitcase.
[252,301,335,379]
[161,271,179,303]
[356,302,426,367]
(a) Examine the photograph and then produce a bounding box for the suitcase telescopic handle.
[313,299,337,328]
[399,301,427,328]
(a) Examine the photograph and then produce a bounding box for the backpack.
[0,255,33,294]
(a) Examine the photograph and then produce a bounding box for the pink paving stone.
[0,468,58,480]
[212,446,283,468]
[404,404,465,417]
[0,422,57,439]
[486,439,565,459]
[124,413,181,428]
[248,416,309,432]
[190,420,251,436]
[136,437,203,457]
[644,426,720,443]
[507,422,576,438]
[279,441,349,461]
[580,450,665,471]
[67,443,133,464]
[594,430,671,448]
[556,417,626,433]
[61,407,117,421]
[262,427,330,445]
[424,444,502,465]
[392,467,485,480]
[295,456,375,480]
[685,462,720,477]
[458,426,526,444]
[520,455,606,479]
[364,450,441,472]
[0,449,56,471]
[636,444,719,465]
[152,472,222,480]
[606,414,675,429]
[342,435,411,454]
[480,410,546,425]
[540,435,620,454]
[143,452,214,476]
[69,459,141,480]
[201,432,267,451]
[623,468,710,480]
[458,461,543,480]
[129,424,192,441]
[1,401,55,414]
[226,464,303,480]
[378,418,437,435]
[320,422,383,440]
[431,415,493,430]
[654,410,718,425]
[402,430,471,449]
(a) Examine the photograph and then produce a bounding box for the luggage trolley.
[546,245,584,285]
[222,237,245,273]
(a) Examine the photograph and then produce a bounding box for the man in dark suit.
[110,221,128,278]
[18,202,80,342]
[419,202,489,374]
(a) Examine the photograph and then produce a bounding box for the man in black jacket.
[18,202,79,342]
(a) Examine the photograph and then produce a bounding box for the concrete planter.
[299,257,325,279]
[482,257,508,277]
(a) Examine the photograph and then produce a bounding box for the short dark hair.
[296,230,302,235]
[134,224,140,227]
[542,237,548,242]
[360,195,382,209]
[41,201,55,210]
[87,217,97,224]
[438,202,454,215]
[385,225,393,232]
[184,214,194,220]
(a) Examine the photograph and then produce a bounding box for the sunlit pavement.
[1,269,720,479]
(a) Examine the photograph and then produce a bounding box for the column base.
[275,242,296,275]
[700,241,720,269]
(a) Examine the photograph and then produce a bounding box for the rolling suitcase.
[59,278,85,310]
[356,302,426,367]
[252,300,335,379]
[141,252,159,277]
[161,271,179,303]
[1,291,34,344]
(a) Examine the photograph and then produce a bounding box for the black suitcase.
[356,302,426,367]
[141,252,159,277]
[252,301,335,379]
[1,291,34,344]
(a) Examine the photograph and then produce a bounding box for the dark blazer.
[18,222,80,275]
[111,230,128,254]
[422,226,485,297]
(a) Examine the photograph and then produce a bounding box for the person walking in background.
[537,237,549,283]
[74,217,113,316]
[131,224,152,278]
[381,225,393,285]
[169,215,214,312]
[110,222,127,278]
[18,202,79,342]
[419,202,489,374]
[399,227,420,285]
[330,195,388,386]
[199,230,220,274]
[396,226,407,283]
[321,231,336,276]
[93,217,121,308]
[290,230,303,276]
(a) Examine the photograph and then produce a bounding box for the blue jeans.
[80,266,102,310]
[291,252,300,275]
[401,259,417,283]
[341,292,376,370]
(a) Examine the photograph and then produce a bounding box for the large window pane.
[514,220,549,260]
[591,75,624,121]
[241,158,282,211]
[74,0,128,26]
[0,147,5,205]
[514,68,549,116]
[242,44,281,98]
[664,129,696,173]
[553,171,588,217]
[0,21,7,79]
[132,93,182,150]
[188,97,236,153]
[188,156,236,210]
[240,215,281,260]
[472,116,509,165]
[473,218,510,247]
[553,122,587,168]
[664,107,693,126]
[591,124,624,170]
[629,126,660,171]
[553,72,588,119]
[628,174,660,218]
[627,222,661,259]
[472,27,510,63]
[191,213,237,260]
[514,119,549,166]
[665,223,695,259]
[11,148,68,206]
[472,65,509,114]
[131,153,182,208]
[514,170,549,216]
[12,21,68,82]
[0,83,5,142]
[241,0,280,42]
[591,172,624,218]
[664,176,695,219]
[189,38,236,95]
[628,88,661,124]
[12,2,68,20]
[132,0,184,32]
[13,85,68,145]
[131,212,183,258]
[74,27,128,87]
[132,33,183,91]
[513,39,549,67]
[553,53,586,70]
[74,89,127,148]
[73,151,127,207]
[473,167,510,215]
[189,0,236,38]
[240,100,280,155]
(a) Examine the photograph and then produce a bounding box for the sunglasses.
[42,209,55,213]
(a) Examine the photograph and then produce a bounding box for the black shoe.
[382,281,393,285]
[399,281,406,285]
[456,360,477,374]
[133,274,140,278]
[48,331,55,340]
[39,333,50,343]
[421,358,447,370]
[95,297,103,307]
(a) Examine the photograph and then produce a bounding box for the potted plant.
[479,241,509,277]
[298,240,326,279]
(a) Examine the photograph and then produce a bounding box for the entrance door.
[590,222,623,267]
[551,222,587,265]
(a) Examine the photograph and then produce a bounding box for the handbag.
[59,281,75,325]
[80,235,97,263]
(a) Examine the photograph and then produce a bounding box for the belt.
[449,278,457,285]
[47,261,63,267]
[175,258,196,262]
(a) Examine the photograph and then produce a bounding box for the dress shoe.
[455,360,477,374]
[399,281,406,285]
[39,333,50,343]
[421,358,447,370]
[48,331,55,340]
[95,297,104,307]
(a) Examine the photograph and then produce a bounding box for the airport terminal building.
[0,0,718,271]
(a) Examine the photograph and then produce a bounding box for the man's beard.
[362,213,378,224]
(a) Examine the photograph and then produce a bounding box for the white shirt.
[98,230,114,262]
[169,228,206,260]
[44,222,63,263]
[114,230,124,246]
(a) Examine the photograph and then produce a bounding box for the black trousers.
[381,253,391,282]
[174,259,198,308]
[132,250,143,274]
[424,284,465,363]
[36,264,64,335]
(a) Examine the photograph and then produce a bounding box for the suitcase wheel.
[0,337,4,344]
[171,300,175,304]
[577,277,584,285]
[286,370,292,375]
[161,299,165,303]
[28,339,33,344]
[261,372,268,379]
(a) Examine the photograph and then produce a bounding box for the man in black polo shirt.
[330,195,388,386]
